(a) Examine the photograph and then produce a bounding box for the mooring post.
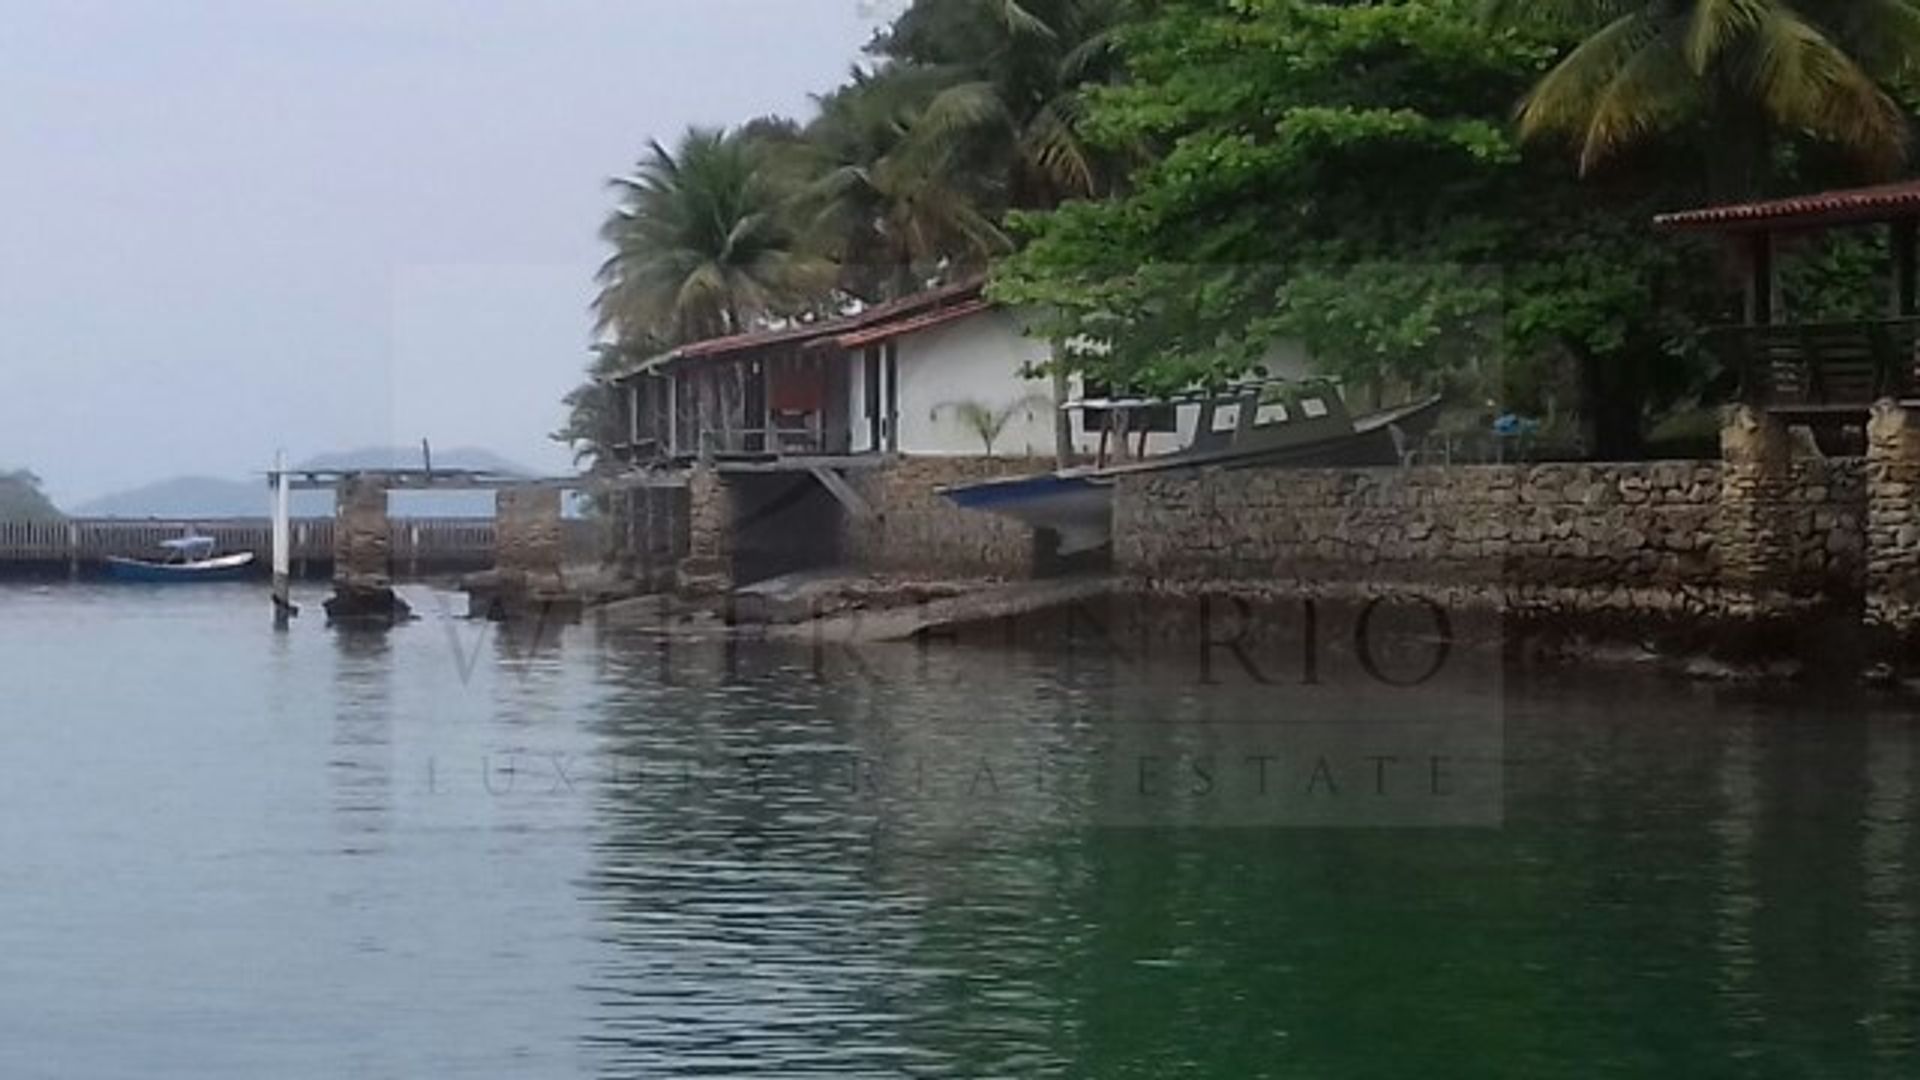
[271,450,296,626]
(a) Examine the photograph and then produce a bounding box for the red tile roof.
[641,278,986,369]
[828,298,996,349]
[1654,180,1920,233]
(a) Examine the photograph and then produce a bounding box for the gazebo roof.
[1655,180,1920,234]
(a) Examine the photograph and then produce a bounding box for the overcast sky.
[0,0,885,506]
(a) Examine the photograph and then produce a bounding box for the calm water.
[1,583,1917,1077]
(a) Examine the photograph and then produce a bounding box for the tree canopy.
[0,469,63,523]
[560,0,1919,465]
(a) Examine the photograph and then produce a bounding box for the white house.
[604,279,1314,466]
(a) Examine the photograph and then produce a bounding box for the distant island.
[71,447,534,519]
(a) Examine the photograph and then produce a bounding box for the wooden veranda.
[1656,181,1920,422]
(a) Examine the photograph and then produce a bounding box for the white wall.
[846,308,1321,459]
[897,312,1056,456]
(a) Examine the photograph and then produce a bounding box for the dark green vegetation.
[0,469,62,522]
[562,0,1920,464]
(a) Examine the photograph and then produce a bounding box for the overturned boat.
[939,384,1443,555]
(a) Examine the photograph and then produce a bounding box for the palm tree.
[880,0,1128,210]
[789,66,1011,302]
[1489,0,1920,195]
[930,393,1056,456]
[594,127,832,344]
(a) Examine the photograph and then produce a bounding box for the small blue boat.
[103,536,256,582]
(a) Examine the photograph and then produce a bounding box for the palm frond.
[1684,0,1768,72]
[1579,25,1700,171]
[1745,7,1908,172]
[1518,11,1665,143]
[1024,97,1097,196]
[988,0,1058,41]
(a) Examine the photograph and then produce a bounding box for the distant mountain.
[71,447,535,519]
[295,446,531,475]
[71,476,269,519]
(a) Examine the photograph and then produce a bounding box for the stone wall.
[1867,402,1920,634]
[1115,459,1865,608]
[846,456,1050,577]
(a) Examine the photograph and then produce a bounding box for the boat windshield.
[158,536,217,563]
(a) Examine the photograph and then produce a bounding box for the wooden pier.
[0,517,597,579]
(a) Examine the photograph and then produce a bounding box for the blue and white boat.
[103,536,256,582]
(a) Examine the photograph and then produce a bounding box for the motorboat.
[102,535,256,582]
[939,384,1444,554]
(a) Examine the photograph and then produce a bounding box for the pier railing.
[0,517,602,575]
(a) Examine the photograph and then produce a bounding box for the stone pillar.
[679,466,733,595]
[1718,404,1792,612]
[323,476,411,624]
[486,485,573,619]
[1867,400,1920,642]
[496,486,564,582]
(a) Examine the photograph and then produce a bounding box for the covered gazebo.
[1656,181,1920,423]
[1658,180,1920,641]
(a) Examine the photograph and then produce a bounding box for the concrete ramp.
[769,574,1114,644]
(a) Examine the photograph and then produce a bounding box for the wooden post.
[1893,218,1918,318]
[760,357,773,454]
[271,449,295,626]
[1744,232,1775,325]
[667,374,679,457]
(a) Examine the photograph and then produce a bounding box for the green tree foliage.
[786,66,1011,302]
[0,469,63,522]
[563,0,1915,466]
[878,0,1129,210]
[994,0,1731,455]
[1488,0,1920,194]
[563,0,1129,465]
[593,126,833,344]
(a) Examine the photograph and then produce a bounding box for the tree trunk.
[1705,95,1771,203]
[1052,365,1073,468]
[1579,347,1646,461]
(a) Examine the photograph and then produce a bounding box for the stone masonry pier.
[323,476,413,625]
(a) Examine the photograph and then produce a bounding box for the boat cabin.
[159,535,219,564]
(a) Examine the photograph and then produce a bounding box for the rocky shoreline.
[573,569,1918,689]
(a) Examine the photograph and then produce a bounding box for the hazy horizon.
[1,1,883,506]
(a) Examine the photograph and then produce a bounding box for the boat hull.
[940,474,1114,555]
[939,396,1448,554]
[102,552,257,583]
